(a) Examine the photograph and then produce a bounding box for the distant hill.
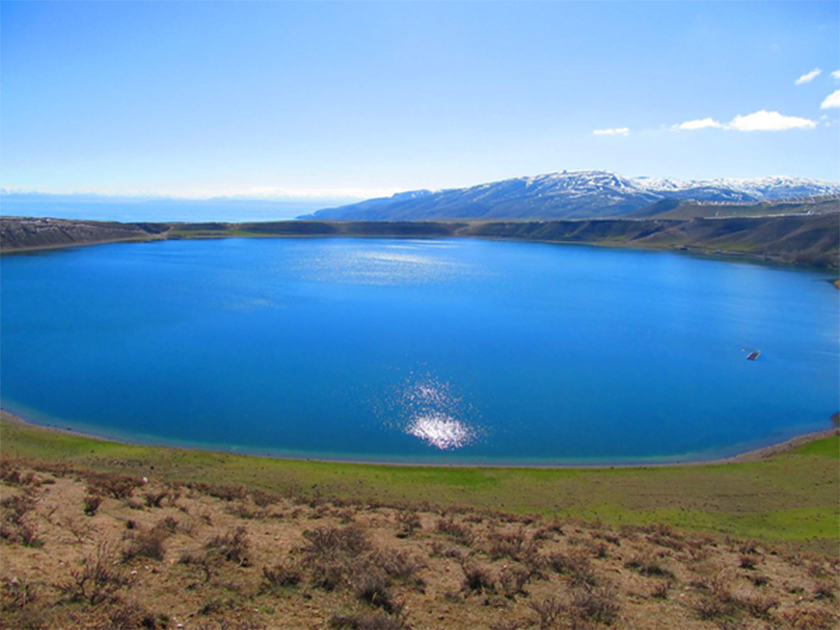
[302,171,840,221]
[628,196,840,220]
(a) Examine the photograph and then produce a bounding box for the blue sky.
[2,1,838,200]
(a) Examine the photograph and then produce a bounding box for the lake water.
[1,238,838,465]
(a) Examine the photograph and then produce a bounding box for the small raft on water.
[746,350,761,361]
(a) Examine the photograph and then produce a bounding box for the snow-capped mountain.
[303,171,840,221]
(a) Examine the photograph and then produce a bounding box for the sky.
[2,1,839,201]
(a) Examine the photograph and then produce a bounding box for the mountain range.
[302,171,840,221]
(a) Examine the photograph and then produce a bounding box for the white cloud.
[820,90,840,109]
[727,110,816,131]
[593,127,629,136]
[831,70,840,80]
[794,68,822,85]
[673,110,817,132]
[673,118,722,130]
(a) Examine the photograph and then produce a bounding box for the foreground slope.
[1,416,838,629]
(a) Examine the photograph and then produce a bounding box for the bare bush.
[530,596,565,630]
[436,518,474,544]
[1,494,41,546]
[548,549,598,588]
[87,472,141,500]
[83,492,103,516]
[260,563,302,590]
[205,526,251,566]
[396,511,421,538]
[56,542,132,605]
[461,560,494,593]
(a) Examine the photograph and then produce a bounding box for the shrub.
[488,528,529,561]
[396,511,421,538]
[123,529,167,562]
[0,494,41,546]
[436,518,474,545]
[83,493,103,516]
[499,565,532,598]
[571,584,620,625]
[530,596,565,630]
[109,601,160,629]
[548,549,598,588]
[739,554,758,570]
[461,561,494,593]
[328,608,409,630]
[87,472,141,500]
[261,563,302,590]
[738,593,779,619]
[144,490,168,508]
[352,569,394,611]
[624,550,674,579]
[57,542,132,605]
[372,548,426,584]
[205,526,251,566]
[303,524,370,559]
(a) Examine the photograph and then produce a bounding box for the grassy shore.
[2,413,837,554]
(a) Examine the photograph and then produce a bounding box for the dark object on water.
[746,350,761,361]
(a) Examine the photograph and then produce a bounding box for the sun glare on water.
[407,411,472,450]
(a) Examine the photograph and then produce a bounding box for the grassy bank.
[2,415,837,553]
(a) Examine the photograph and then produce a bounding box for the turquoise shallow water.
[1,237,838,465]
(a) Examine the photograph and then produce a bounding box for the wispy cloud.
[794,68,822,85]
[593,127,629,136]
[672,110,816,132]
[831,70,840,80]
[673,118,722,130]
[821,90,840,110]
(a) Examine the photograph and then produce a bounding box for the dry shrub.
[83,492,103,516]
[109,600,160,629]
[436,518,474,544]
[691,568,739,621]
[250,490,278,508]
[624,549,674,579]
[739,554,759,570]
[499,565,532,598]
[738,593,779,619]
[303,524,370,558]
[461,560,494,593]
[396,511,421,538]
[226,502,266,520]
[57,542,132,605]
[202,484,249,502]
[373,548,426,584]
[548,549,598,588]
[814,579,836,600]
[650,580,670,599]
[488,528,530,561]
[205,526,251,566]
[570,583,620,626]
[530,596,564,630]
[775,607,838,629]
[352,568,395,611]
[143,490,168,508]
[1,576,37,611]
[328,606,409,630]
[429,541,463,560]
[1,494,41,547]
[739,539,759,554]
[87,472,141,500]
[260,563,302,590]
[123,529,167,562]
[0,462,39,487]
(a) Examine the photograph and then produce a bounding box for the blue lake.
[1,237,838,465]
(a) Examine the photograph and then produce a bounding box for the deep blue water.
[1,237,838,465]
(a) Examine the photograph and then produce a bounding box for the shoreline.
[2,215,837,271]
[2,407,836,470]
